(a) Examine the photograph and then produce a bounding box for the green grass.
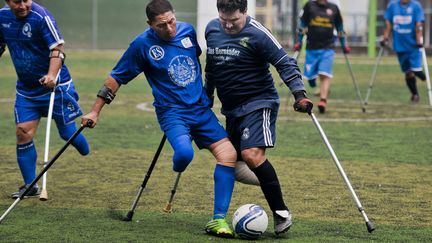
[1,51,432,242]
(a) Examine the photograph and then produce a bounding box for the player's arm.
[39,44,65,89]
[335,8,350,54]
[81,76,121,128]
[381,20,392,47]
[415,22,424,47]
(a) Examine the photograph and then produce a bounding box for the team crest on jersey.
[22,23,32,38]
[241,128,250,140]
[406,7,413,14]
[326,8,333,16]
[239,37,249,48]
[168,55,196,87]
[67,102,75,111]
[181,37,193,48]
[149,45,165,60]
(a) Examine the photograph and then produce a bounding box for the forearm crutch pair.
[0,124,89,224]
[343,53,367,113]
[40,69,62,201]
[309,112,375,233]
[420,47,432,107]
[364,47,384,107]
[123,135,167,221]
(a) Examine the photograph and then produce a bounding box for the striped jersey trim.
[250,19,282,49]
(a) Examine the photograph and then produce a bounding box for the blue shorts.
[14,82,82,125]
[397,50,422,73]
[225,108,277,158]
[304,49,335,80]
[156,105,227,149]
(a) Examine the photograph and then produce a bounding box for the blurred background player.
[0,0,90,198]
[81,0,237,238]
[294,0,350,113]
[205,0,313,235]
[382,0,426,103]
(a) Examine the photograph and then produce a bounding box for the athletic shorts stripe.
[262,108,273,146]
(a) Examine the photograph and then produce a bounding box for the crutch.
[123,134,167,221]
[309,112,375,233]
[364,47,384,106]
[343,53,367,113]
[163,172,182,213]
[40,70,62,201]
[0,124,89,224]
[420,47,432,106]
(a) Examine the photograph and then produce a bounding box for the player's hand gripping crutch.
[163,172,182,213]
[0,122,91,224]
[308,111,375,233]
[123,135,167,221]
[420,47,432,106]
[39,69,62,201]
[343,52,367,113]
[364,46,384,107]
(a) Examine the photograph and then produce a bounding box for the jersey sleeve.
[334,6,344,32]
[40,12,65,50]
[253,22,303,92]
[384,3,393,22]
[110,41,145,85]
[299,3,310,25]
[414,3,425,23]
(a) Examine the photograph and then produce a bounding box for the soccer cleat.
[11,184,40,199]
[273,210,292,235]
[317,100,327,114]
[205,218,234,238]
[411,94,420,104]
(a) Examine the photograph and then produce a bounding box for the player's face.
[7,0,32,19]
[149,11,177,41]
[218,9,247,35]
[400,0,410,4]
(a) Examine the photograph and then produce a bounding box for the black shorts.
[226,108,277,155]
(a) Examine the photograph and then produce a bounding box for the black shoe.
[11,184,40,199]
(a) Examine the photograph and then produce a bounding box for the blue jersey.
[384,0,425,53]
[0,2,72,97]
[111,21,209,110]
[205,16,304,115]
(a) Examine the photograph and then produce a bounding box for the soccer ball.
[232,204,268,239]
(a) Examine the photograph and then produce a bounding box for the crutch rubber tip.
[39,189,48,201]
[163,203,173,213]
[123,211,134,221]
[366,221,375,233]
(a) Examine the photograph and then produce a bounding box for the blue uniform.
[385,0,425,72]
[205,16,304,152]
[111,21,226,154]
[0,2,81,124]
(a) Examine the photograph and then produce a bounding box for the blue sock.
[213,164,235,219]
[57,122,90,156]
[170,135,194,172]
[308,78,317,88]
[16,141,37,185]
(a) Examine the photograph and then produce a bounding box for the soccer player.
[294,0,350,113]
[0,0,90,198]
[81,0,237,238]
[382,0,426,103]
[205,0,313,235]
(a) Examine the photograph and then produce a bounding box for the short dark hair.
[217,0,247,13]
[146,0,174,23]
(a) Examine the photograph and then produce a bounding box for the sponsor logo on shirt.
[67,102,75,111]
[393,15,412,25]
[168,55,196,87]
[149,45,165,60]
[22,23,32,38]
[181,37,193,48]
[2,23,11,28]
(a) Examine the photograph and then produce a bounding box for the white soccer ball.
[232,204,268,239]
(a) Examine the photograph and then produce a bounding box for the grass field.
[1,50,432,242]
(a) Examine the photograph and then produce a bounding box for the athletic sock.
[57,122,90,156]
[252,160,288,212]
[16,141,37,185]
[213,164,235,219]
[308,78,317,87]
[405,76,418,95]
